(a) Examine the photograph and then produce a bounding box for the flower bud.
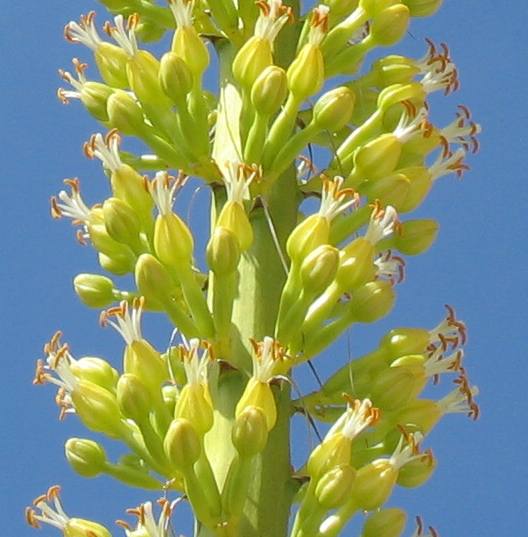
[307,433,352,479]
[117,373,151,422]
[70,357,118,391]
[73,274,115,308]
[124,340,168,396]
[336,238,376,291]
[164,418,201,470]
[172,26,210,77]
[397,167,432,212]
[127,50,170,107]
[65,438,107,478]
[349,280,395,323]
[206,227,241,275]
[397,451,436,487]
[159,52,193,103]
[300,244,340,297]
[315,464,356,508]
[353,134,402,179]
[352,459,397,510]
[236,378,277,431]
[102,197,141,247]
[216,201,253,252]
[402,0,443,17]
[154,212,194,266]
[66,518,112,537]
[135,253,179,310]
[326,0,360,19]
[174,383,214,435]
[251,65,288,116]
[79,82,114,122]
[397,399,442,433]
[287,43,324,100]
[233,36,273,90]
[135,19,166,42]
[379,327,430,360]
[98,251,135,275]
[71,379,123,438]
[287,214,330,263]
[95,42,129,88]
[106,90,146,135]
[362,507,407,537]
[377,82,426,111]
[313,87,356,132]
[371,365,416,409]
[360,173,411,209]
[370,5,410,47]
[394,219,438,255]
[232,406,269,457]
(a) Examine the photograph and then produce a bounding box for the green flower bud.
[377,82,426,111]
[232,406,269,457]
[371,365,417,409]
[394,219,439,255]
[95,42,129,88]
[73,274,115,308]
[135,253,180,310]
[66,518,112,537]
[362,507,407,537]
[287,43,325,100]
[353,134,402,179]
[336,238,376,291]
[379,327,430,360]
[70,357,118,390]
[397,399,442,433]
[315,464,356,508]
[370,5,410,47]
[402,0,443,17]
[360,173,411,209]
[349,280,395,323]
[352,459,398,510]
[233,36,273,90]
[65,438,107,478]
[326,0,360,19]
[71,379,123,438]
[313,87,356,132]
[307,433,352,479]
[397,451,436,487]
[102,197,142,247]
[159,52,193,103]
[164,418,201,470]
[216,201,253,252]
[361,0,402,16]
[300,244,340,297]
[251,65,288,116]
[127,50,171,107]
[76,81,114,122]
[117,373,151,422]
[154,213,194,266]
[98,251,135,275]
[397,166,432,212]
[287,214,330,263]
[370,56,420,87]
[88,222,136,261]
[172,26,210,78]
[206,226,241,275]
[106,90,146,135]
[135,19,167,43]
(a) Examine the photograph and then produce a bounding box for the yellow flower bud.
[402,0,443,17]
[371,365,417,409]
[397,399,442,433]
[135,253,181,310]
[232,406,269,457]
[236,378,277,431]
[362,507,407,537]
[377,82,426,111]
[394,218,439,255]
[251,65,288,116]
[159,52,194,103]
[73,274,115,308]
[379,327,430,359]
[102,197,142,248]
[117,373,151,423]
[286,214,330,263]
[352,459,398,510]
[349,280,395,323]
[287,43,324,100]
[126,50,171,107]
[97,251,135,275]
[94,42,129,88]
[70,357,118,391]
[370,4,410,46]
[77,81,114,122]
[397,450,436,487]
[354,134,402,179]
[174,383,214,435]
[360,172,411,209]
[65,438,107,478]
[313,87,356,132]
[216,201,253,252]
[397,166,432,212]
[106,90,146,135]
[307,433,352,479]
[315,464,356,508]
[154,212,194,266]
[124,339,168,396]
[66,518,112,537]
[172,26,210,77]
[336,238,376,291]
[206,226,241,275]
[300,244,340,297]
[233,36,273,90]
[164,418,202,471]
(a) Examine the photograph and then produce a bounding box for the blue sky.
[2,1,527,536]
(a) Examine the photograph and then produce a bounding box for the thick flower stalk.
[30,1,481,536]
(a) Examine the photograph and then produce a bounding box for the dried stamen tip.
[439,369,480,420]
[319,176,359,221]
[84,130,123,172]
[375,250,405,284]
[429,305,467,350]
[255,0,293,43]
[419,39,459,95]
[412,515,440,537]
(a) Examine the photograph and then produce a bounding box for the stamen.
[222,161,261,204]
[374,250,405,284]
[328,397,380,440]
[389,431,426,470]
[50,178,91,224]
[318,176,359,221]
[168,0,194,28]
[364,202,400,245]
[147,171,187,216]
[438,370,479,419]
[250,336,287,382]
[429,304,467,350]
[64,11,103,51]
[26,486,70,531]
[100,297,144,344]
[394,105,430,144]
[440,105,481,154]
[308,5,329,45]
[418,39,459,95]
[429,146,469,180]
[178,337,212,386]
[84,130,123,172]
[255,0,293,44]
[104,14,139,57]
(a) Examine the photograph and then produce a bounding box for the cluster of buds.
[29,1,480,536]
